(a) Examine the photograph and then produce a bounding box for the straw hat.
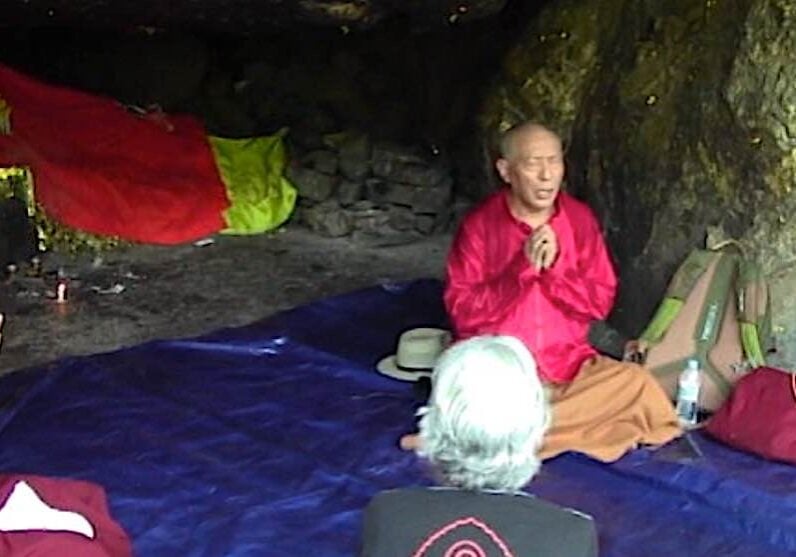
[376,327,452,382]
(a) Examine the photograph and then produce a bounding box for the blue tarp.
[0,279,795,556]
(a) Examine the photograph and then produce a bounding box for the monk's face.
[496,128,564,217]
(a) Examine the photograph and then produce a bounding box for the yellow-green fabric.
[209,132,297,235]
[740,322,766,368]
[639,297,684,344]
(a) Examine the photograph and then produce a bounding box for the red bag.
[705,367,796,464]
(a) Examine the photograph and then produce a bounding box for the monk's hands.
[525,225,558,270]
[623,339,649,364]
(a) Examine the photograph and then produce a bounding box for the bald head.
[499,123,562,160]
[495,122,565,220]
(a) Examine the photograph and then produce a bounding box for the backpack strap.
[736,257,772,368]
[639,249,716,344]
[671,250,739,399]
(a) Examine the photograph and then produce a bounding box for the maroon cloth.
[444,189,617,383]
[0,475,133,557]
[705,367,796,465]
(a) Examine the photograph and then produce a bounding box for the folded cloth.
[0,475,132,556]
[0,480,95,537]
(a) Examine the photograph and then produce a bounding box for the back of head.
[417,335,549,492]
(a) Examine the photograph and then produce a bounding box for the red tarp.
[0,63,228,244]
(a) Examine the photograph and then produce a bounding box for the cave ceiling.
[1,0,514,32]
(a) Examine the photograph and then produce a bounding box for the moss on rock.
[484,0,796,366]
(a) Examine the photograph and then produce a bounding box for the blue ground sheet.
[0,279,794,556]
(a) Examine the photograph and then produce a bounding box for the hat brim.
[376,355,432,382]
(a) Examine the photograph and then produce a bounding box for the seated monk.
[402,122,681,462]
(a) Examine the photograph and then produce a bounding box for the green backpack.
[635,241,773,411]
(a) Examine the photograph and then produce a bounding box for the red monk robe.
[445,188,617,384]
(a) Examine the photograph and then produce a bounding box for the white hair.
[417,335,550,492]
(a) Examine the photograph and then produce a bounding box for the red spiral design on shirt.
[412,516,515,557]
[444,539,487,557]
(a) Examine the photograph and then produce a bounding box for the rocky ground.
[0,225,451,375]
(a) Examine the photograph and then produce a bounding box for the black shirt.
[361,487,597,557]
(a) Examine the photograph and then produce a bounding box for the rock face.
[2,0,508,31]
[484,0,796,367]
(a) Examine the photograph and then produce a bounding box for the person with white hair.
[361,335,597,557]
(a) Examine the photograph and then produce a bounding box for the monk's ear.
[495,158,510,183]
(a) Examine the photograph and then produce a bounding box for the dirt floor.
[0,226,451,375]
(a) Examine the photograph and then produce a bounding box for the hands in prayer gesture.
[525,224,558,270]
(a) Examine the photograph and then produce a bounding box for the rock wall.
[484,0,796,367]
[288,131,457,245]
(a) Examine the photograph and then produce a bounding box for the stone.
[302,150,338,175]
[348,205,425,246]
[369,142,452,189]
[336,180,364,206]
[371,142,427,169]
[372,160,449,188]
[449,197,473,230]
[301,200,352,238]
[288,128,325,152]
[286,166,337,202]
[347,204,389,235]
[366,177,452,214]
[414,214,436,235]
[338,133,372,181]
[349,200,378,211]
[431,206,454,233]
[387,205,417,232]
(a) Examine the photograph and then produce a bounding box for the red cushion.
[705,367,796,464]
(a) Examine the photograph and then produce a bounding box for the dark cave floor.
[0,226,451,375]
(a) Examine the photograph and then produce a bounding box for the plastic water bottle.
[676,359,701,427]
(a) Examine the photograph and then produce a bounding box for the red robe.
[444,189,617,383]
